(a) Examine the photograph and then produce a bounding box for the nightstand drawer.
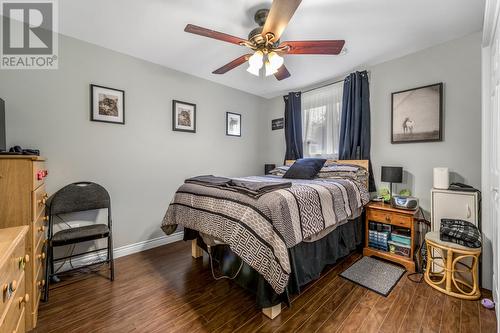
[367,210,412,228]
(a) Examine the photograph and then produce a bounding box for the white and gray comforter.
[162,176,369,294]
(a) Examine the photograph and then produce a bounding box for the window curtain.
[284,92,303,161]
[339,71,376,192]
[302,82,343,158]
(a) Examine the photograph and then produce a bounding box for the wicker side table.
[424,231,481,300]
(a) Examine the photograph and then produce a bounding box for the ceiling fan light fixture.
[248,50,264,69]
[268,51,284,70]
[265,60,278,76]
[247,64,260,76]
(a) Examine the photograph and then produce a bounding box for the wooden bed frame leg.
[191,239,203,258]
[262,304,281,319]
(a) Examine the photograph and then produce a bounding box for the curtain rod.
[302,78,345,94]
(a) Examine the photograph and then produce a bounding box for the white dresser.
[431,189,480,231]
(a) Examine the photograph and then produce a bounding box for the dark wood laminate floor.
[35,241,497,333]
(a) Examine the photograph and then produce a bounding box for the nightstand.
[363,201,418,272]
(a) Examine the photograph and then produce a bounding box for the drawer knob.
[18,293,29,306]
[3,280,17,294]
[42,216,49,222]
[385,215,391,222]
[38,253,46,260]
[38,198,47,206]
[37,280,46,288]
[38,225,45,233]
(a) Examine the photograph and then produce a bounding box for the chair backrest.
[47,181,111,215]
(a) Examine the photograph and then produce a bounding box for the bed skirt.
[183,215,363,308]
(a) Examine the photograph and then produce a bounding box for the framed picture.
[172,100,196,133]
[272,117,284,130]
[90,84,125,124]
[226,112,241,137]
[391,83,443,143]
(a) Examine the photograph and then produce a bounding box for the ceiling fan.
[184,0,345,81]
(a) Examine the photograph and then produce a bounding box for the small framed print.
[226,112,241,137]
[172,100,196,133]
[90,84,125,124]
[272,117,284,130]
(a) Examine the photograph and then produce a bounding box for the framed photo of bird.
[391,83,443,143]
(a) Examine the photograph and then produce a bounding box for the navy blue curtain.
[339,71,376,192]
[284,92,303,161]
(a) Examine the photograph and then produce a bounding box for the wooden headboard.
[284,159,369,171]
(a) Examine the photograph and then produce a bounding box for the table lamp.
[381,166,403,197]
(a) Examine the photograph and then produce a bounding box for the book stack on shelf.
[368,222,411,258]
[368,222,390,251]
[388,227,411,258]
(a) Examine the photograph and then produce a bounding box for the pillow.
[283,158,327,179]
[268,166,289,176]
[317,163,368,184]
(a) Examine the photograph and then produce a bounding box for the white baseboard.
[56,232,184,273]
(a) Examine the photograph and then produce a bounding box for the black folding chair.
[43,181,114,301]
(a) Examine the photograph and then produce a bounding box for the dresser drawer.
[13,307,25,333]
[367,210,412,228]
[0,240,27,313]
[33,266,44,307]
[32,184,48,222]
[33,212,47,251]
[32,161,48,190]
[33,241,45,279]
[0,272,26,333]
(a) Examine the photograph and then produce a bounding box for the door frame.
[482,0,500,322]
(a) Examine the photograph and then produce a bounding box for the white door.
[491,27,500,320]
[484,0,500,322]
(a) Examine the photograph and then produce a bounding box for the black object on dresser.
[0,98,5,151]
[265,164,276,175]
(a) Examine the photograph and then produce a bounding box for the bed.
[161,159,370,319]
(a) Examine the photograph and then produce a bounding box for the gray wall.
[1,35,266,248]
[370,32,481,210]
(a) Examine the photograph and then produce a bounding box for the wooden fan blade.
[280,40,345,55]
[212,54,252,74]
[184,24,248,45]
[274,65,291,81]
[262,0,302,42]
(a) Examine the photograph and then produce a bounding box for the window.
[302,82,343,158]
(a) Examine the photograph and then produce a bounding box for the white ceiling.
[59,0,485,99]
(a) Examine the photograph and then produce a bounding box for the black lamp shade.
[381,166,403,183]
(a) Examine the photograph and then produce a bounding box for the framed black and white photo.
[272,117,284,130]
[391,83,443,143]
[90,84,125,124]
[172,100,196,133]
[226,112,241,137]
